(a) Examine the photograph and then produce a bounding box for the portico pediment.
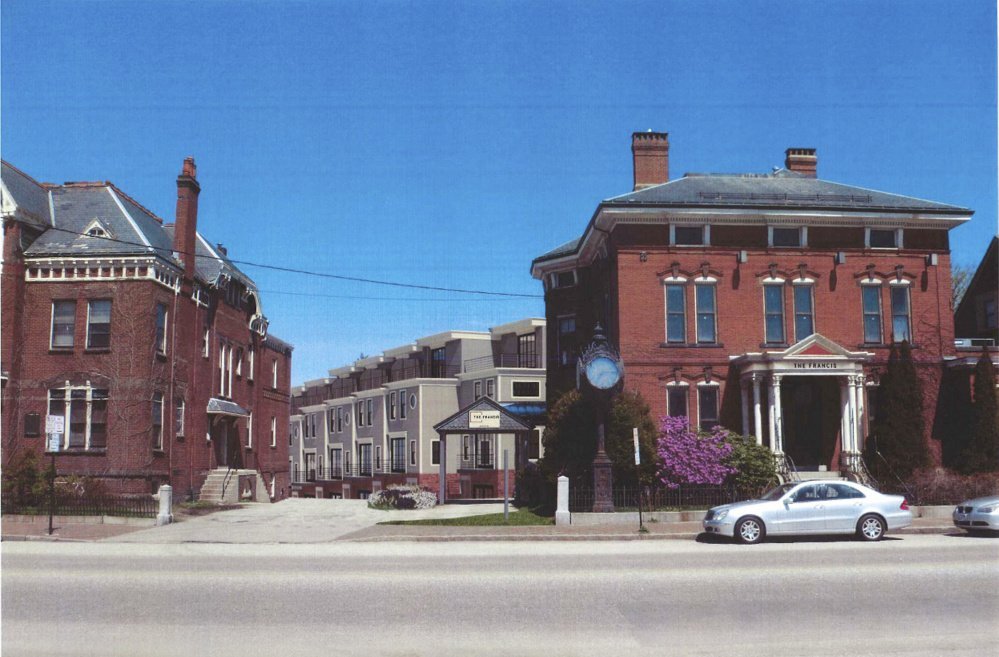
[732,334,872,376]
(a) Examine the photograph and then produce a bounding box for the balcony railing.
[464,353,541,372]
[291,459,414,483]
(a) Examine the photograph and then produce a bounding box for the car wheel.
[857,514,885,541]
[735,517,765,545]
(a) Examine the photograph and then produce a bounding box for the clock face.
[585,356,621,390]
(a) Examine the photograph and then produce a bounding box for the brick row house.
[290,318,546,499]
[1,158,293,501]
[532,132,973,477]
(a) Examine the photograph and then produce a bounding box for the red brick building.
[532,132,973,477]
[1,158,293,501]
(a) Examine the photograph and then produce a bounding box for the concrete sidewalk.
[1,499,961,544]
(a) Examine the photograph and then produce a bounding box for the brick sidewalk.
[2,517,153,542]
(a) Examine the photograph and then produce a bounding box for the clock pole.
[579,324,621,513]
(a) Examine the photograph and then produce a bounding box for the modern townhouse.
[290,318,546,500]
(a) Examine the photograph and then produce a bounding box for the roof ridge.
[106,182,164,224]
[2,160,54,189]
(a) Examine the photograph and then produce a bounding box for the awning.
[207,398,250,417]
[500,402,547,420]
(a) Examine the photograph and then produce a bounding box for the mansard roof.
[1,161,52,227]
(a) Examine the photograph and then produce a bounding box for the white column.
[752,374,763,446]
[740,380,751,436]
[156,485,173,526]
[839,378,850,455]
[555,475,570,526]
[855,374,866,453]
[438,433,447,504]
[771,375,784,454]
[766,376,776,451]
[847,376,860,454]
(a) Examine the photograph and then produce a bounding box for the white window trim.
[547,269,578,289]
[236,348,243,377]
[48,384,108,451]
[511,380,542,399]
[248,347,255,380]
[176,399,185,437]
[474,380,482,399]
[272,359,278,388]
[888,279,912,286]
[202,328,210,359]
[246,412,253,448]
[792,283,816,343]
[865,227,903,249]
[389,392,397,420]
[156,304,168,355]
[486,379,495,399]
[409,439,417,467]
[693,279,718,345]
[270,416,277,448]
[400,388,408,419]
[665,381,690,418]
[85,300,108,350]
[696,381,721,431]
[670,224,710,247]
[889,284,914,343]
[664,280,687,344]
[762,282,786,344]
[50,300,75,350]
[152,391,164,451]
[768,226,808,248]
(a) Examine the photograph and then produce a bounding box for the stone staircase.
[794,469,847,481]
[199,468,269,504]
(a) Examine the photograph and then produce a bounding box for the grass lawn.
[379,508,553,526]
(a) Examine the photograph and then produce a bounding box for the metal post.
[48,453,56,536]
[503,449,509,522]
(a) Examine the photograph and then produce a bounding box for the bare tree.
[952,263,975,309]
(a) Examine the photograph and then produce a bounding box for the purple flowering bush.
[656,416,737,488]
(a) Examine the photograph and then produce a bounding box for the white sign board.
[633,427,641,465]
[46,415,65,435]
[469,410,501,429]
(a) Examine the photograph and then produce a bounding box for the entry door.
[304,453,316,481]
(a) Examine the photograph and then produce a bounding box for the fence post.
[555,476,570,526]
[156,485,173,526]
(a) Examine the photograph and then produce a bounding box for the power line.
[37,225,543,299]
[259,288,530,302]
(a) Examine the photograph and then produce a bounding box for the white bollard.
[156,485,173,526]
[555,476,570,526]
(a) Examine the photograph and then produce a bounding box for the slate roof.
[606,169,971,212]
[1,160,258,292]
[1,161,52,227]
[534,168,972,264]
[24,184,176,259]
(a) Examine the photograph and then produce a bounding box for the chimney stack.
[785,148,817,178]
[632,131,669,190]
[173,157,200,282]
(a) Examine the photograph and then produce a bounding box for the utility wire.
[37,225,543,299]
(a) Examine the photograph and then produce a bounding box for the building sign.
[469,410,501,429]
[46,415,65,435]
[791,361,841,370]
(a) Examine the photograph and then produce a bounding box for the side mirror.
[783,497,793,507]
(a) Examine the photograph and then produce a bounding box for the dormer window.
[548,270,577,289]
[770,226,806,248]
[671,225,709,246]
[83,219,112,239]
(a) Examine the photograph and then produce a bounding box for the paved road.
[4,534,996,657]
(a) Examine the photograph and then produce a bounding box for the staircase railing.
[775,452,800,484]
[842,452,879,489]
[220,466,236,503]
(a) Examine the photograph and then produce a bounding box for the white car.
[703,480,913,544]
[953,495,999,535]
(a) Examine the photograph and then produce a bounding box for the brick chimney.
[785,148,817,178]
[173,157,200,281]
[632,131,669,190]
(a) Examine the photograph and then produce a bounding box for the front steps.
[199,468,269,504]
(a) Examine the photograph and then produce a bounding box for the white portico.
[732,334,873,474]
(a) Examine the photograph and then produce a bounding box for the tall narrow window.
[486,379,495,398]
[431,347,447,378]
[152,392,164,450]
[235,348,244,377]
[155,303,168,354]
[272,360,278,388]
[557,315,576,366]
[175,398,185,437]
[698,387,719,431]
[793,285,815,341]
[391,438,405,472]
[399,389,407,419]
[86,300,112,349]
[336,407,343,432]
[410,439,417,466]
[91,390,108,449]
[667,386,688,418]
[270,417,277,447]
[517,333,537,368]
[665,284,686,343]
[202,328,210,358]
[474,381,483,399]
[366,399,373,425]
[246,412,253,448]
[431,440,440,465]
[862,286,883,344]
[51,301,76,349]
[695,284,717,344]
[764,285,785,344]
[890,285,912,343]
[247,347,255,380]
[356,401,365,427]
[389,392,397,420]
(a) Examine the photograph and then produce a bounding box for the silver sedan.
[953,495,999,535]
[703,480,913,544]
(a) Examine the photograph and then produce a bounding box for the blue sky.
[3,0,996,384]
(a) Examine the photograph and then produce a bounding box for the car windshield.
[759,483,796,501]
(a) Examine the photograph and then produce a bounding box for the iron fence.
[568,484,765,513]
[1,495,157,518]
